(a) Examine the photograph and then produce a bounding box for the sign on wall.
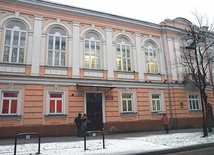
[106,95,113,100]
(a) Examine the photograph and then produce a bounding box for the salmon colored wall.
[24,85,43,125]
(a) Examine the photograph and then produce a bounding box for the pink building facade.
[0,0,213,138]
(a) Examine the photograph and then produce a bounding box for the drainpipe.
[161,32,174,127]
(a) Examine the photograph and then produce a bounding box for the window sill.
[45,114,67,120]
[82,68,105,72]
[120,112,137,117]
[189,110,202,113]
[0,115,22,120]
[151,112,164,115]
[114,71,136,74]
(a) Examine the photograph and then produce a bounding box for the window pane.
[84,55,89,68]
[127,46,130,57]
[127,59,131,71]
[2,100,9,114]
[96,57,100,68]
[57,100,62,113]
[91,57,95,68]
[91,41,95,54]
[193,101,196,109]
[12,48,18,62]
[196,100,199,109]
[96,42,100,51]
[55,37,60,50]
[123,100,127,111]
[13,31,19,46]
[117,45,120,57]
[50,94,62,98]
[49,27,66,35]
[123,59,127,70]
[190,101,193,109]
[11,100,17,114]
[20,32,26,46]
[5,30,11,45]
[157,100,160,110]
[61,52,65,66]
[4,92,18,97]
[54,52,59,65]
[85,40,89,53]
[128,100,132,111]
[49,100,55,113]
[122,45,125,57]
[122,94,131,98]
[152,101,156,111]
[61,37,66,51]
[48,36,53,49]
[3,47,10,62]
[19,48,24,63]
[152,94,159,99]
[117,58,121,70]
[48,51,53,65]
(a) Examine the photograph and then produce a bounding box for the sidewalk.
[0,128,214,155]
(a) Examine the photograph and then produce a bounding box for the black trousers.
[164,124,169,133]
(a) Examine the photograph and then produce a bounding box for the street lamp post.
[185,25,208,137]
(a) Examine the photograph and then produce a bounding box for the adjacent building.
[0,0,213,138]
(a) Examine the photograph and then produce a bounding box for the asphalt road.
[166,147,214,155]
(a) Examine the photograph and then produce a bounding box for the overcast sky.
[49,0,213,24]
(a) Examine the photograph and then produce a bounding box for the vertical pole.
[14,136,17,155]
[84,134,86,150]
[103,132,105,149]
[161,33,173,126]
[38,134,41,154]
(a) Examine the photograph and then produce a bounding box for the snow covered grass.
[1,131,214,155]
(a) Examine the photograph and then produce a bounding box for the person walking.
[81,113,90,135]
[163,113,169,133]
[74,113,82,137]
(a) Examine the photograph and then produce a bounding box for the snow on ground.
[1,131,214,155]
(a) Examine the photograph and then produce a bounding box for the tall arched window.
[3,21,27,63]
[47,27,66,66]
[84,32,101,69]
[116,37,131,71]
[145,41,158,73]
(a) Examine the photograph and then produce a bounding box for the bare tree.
[180,12,214,137]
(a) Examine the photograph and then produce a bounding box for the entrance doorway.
[86,93,103,131]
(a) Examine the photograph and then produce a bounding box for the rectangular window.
[1,92,18,115]
[49,93,63,114]
[122,93,133,112]
[151,94,162,112]
[189,94,201,110]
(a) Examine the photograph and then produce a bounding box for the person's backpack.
[74,117,78,123]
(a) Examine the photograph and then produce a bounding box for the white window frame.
[145,41,159,74]
[47,27,66,66]
[188,93,201,111]
[150,93,164,112]
[0,90,21,115]
[121,92,135,113]
[116,38,132,71]
[84,32,101,69]
[47,91,66,115]
[2,21,27,63]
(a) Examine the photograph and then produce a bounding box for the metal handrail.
[84,130,105,150]
[14,132,41,155]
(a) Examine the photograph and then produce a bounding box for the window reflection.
[116,37,131,71]
[145,41,158,73]
[84,32,101,69]
[3,21,26,63]
[47,27,66,66]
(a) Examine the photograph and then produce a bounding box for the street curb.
[134,142,214,155]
